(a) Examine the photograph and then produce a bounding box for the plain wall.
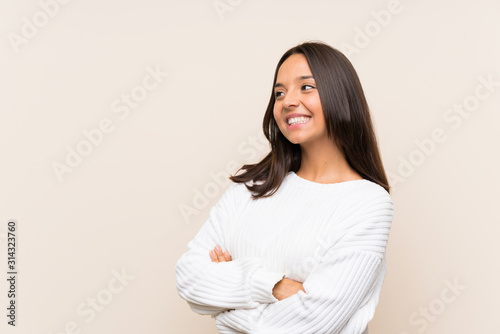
[1,0,499,333]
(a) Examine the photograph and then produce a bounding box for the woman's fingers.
[214,246,226,262]
[210,246,232,263]
[272,278,304,301]
[209,249,218,262]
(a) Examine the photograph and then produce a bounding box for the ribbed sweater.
[175,171,394,334]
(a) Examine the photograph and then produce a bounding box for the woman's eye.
[302,84,315,90]
[275,91,284,98]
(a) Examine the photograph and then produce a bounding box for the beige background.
[1,0,499,333]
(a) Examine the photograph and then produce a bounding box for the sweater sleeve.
[175,183,286,316]
[214,189,394,334]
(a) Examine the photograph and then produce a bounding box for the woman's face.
[273,53,328,145]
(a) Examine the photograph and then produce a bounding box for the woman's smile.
[287,115,311,128]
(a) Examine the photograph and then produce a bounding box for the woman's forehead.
[276,54,313,80]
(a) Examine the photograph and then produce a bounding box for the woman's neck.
[297,139,362,183]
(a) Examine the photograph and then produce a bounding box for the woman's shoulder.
[220,181,253,204]
[356,179,393,202]
[335,179,394,216]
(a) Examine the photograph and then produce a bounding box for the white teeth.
[288,116,310,125]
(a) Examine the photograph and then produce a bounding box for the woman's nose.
[283,91,299,108]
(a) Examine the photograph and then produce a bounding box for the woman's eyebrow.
[275,75,315,88]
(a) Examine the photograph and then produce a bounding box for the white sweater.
[175,171,394,334]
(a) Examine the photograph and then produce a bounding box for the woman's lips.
[287,116,311,129]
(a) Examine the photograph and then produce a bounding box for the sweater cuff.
[250,267,285,304]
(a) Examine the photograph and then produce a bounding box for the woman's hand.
[272,277,305,301]
[209,245,232,263]
[209,246,304,301]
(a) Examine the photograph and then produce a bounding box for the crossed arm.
[209,245,305,301]
[175,183,309,316]
[176,183,394,333]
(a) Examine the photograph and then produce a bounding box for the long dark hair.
[229,41,390,199]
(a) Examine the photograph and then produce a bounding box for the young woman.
[175,41,394,334]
